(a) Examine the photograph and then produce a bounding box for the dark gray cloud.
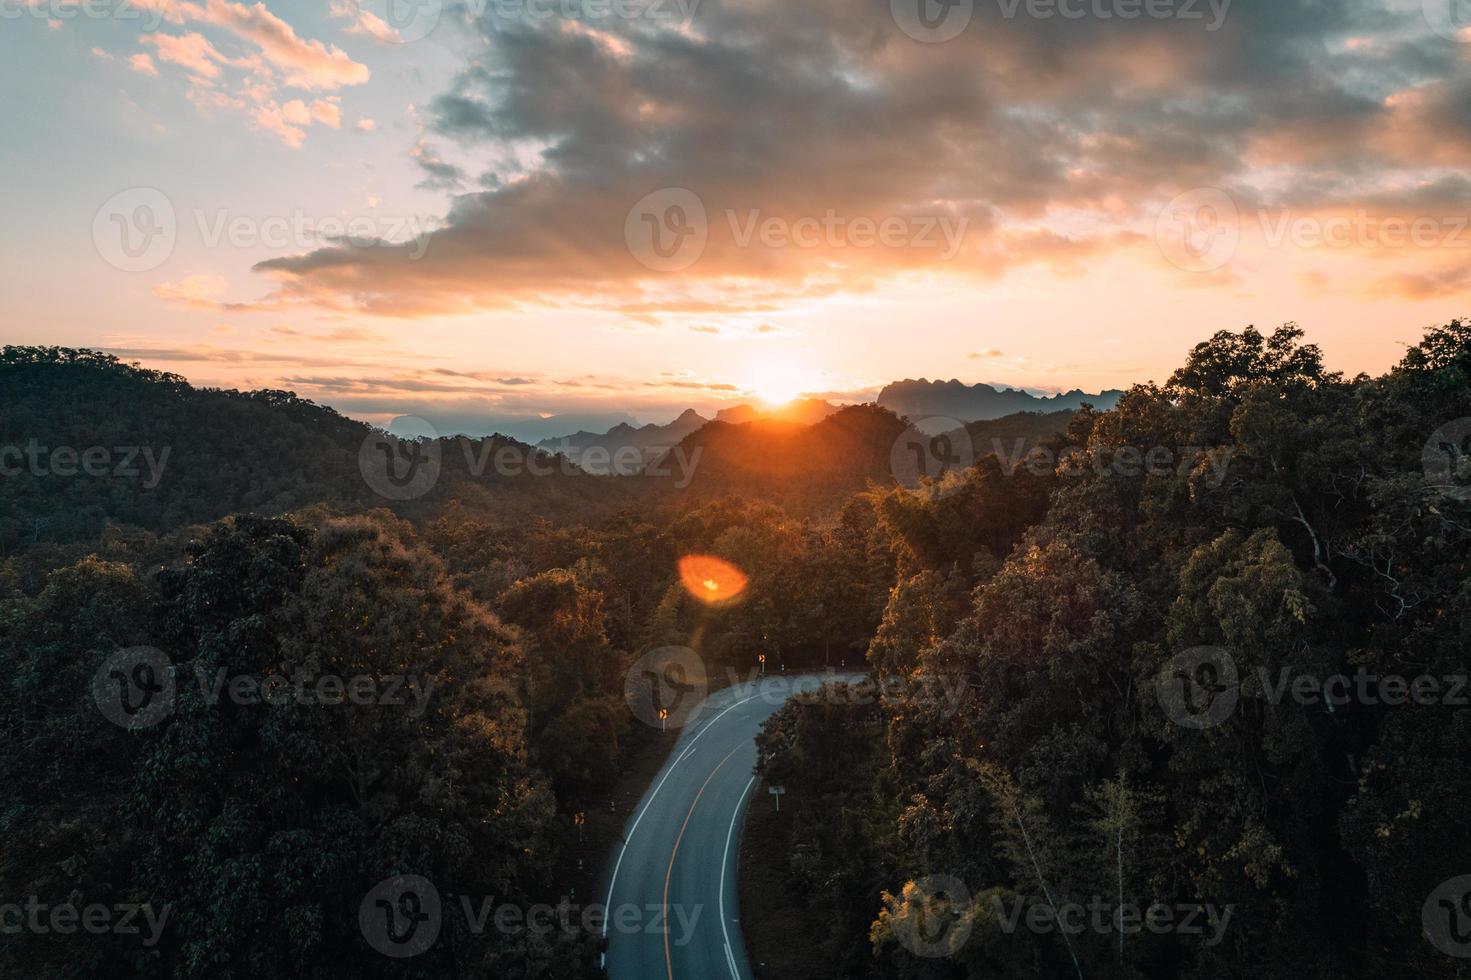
[412,139,466,190]
[249,0,1471,312]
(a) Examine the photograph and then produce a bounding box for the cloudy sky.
[3,0,1469,430]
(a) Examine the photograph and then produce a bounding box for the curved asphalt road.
[603,673,859,980]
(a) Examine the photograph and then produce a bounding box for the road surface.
[602,673,857,980]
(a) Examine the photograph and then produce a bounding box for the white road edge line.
[720,774,759,980]
[600,691,762,967]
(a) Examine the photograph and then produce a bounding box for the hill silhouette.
[651,404,1075,511]
[877,377,1123,420]
[0,350,1090,546]
[0,347,632,549]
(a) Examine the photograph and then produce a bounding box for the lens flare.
[678,554,749,606]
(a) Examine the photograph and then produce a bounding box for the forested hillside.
[0,347,646,554]
[2,323,1467,978]
[0,348,907,976]
[752,322,1471,979]
[0,348,366,548]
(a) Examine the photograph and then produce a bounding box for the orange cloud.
[143,31,229,78]
[127,0,368,146]
[204,0,368,89]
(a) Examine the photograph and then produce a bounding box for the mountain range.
[537,399,842,474]
[874,379,1124,422]
[1,349,1099,544]
[404,411,640,444]
[536,383,1121,474]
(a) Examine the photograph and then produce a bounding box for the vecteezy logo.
[891,875,973,957]
[1423,418,1471,502]
[92,646,175,730]
[358,416,442,500]
[1423,0,1471,42]
[624,646,708,730]
[1157,646,1239,730]
[357,0,442,43]
[1423,876,1471,958]
[890,0,972,42]
[92,188,177,273]
[360,875,442,958]
[624,188,708,272]
[1154,188,1240,273]
[890,417,975,496]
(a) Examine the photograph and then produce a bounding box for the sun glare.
[749,361,813,406]
[678,554,749,606]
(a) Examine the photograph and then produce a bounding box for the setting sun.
[748,362,816,406]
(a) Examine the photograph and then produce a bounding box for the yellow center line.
[663,742,744,980]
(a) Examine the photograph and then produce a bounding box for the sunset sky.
[3,0,1470,433]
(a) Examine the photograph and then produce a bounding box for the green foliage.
[779,322,1471,980]
[0,346,641,554]
[5,323,1470,979]
[0,515,597,978]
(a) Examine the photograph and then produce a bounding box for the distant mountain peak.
[876,378,1122,422]
[714,399,840,426]
[535,406,713,474]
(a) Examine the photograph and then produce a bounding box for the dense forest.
[2,322,1469,978]
[755,321,1471,979]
